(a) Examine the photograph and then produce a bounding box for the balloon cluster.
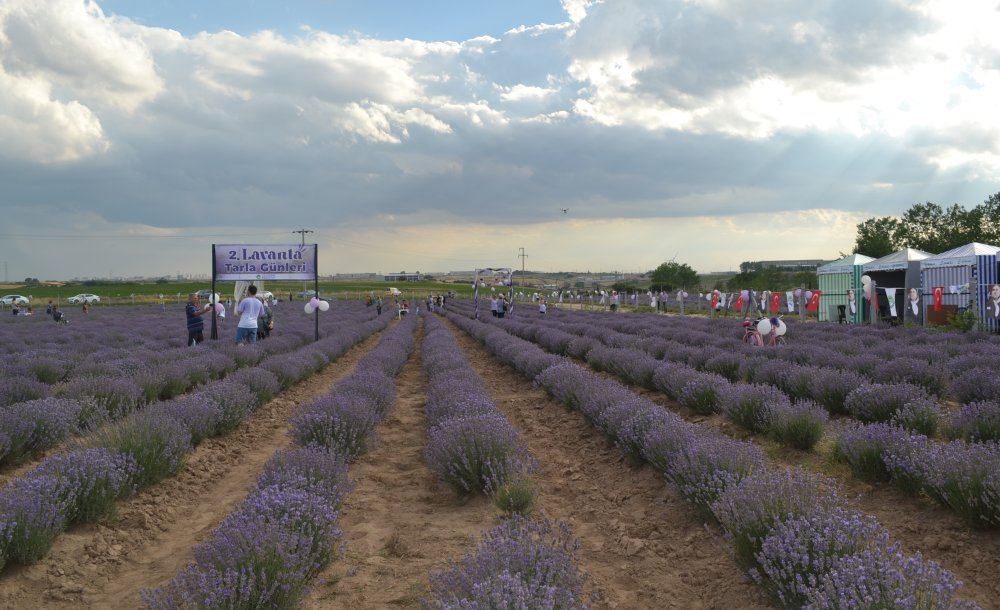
[304,297,329,314]
[756,317,788,336]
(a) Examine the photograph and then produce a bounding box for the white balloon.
[861,275,871,285]
[304,303,315,314]
[756,318,772,335]
[318,300,330,312]
[776,319,787,336]
[309,297,320,308]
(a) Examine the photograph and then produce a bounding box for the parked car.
[298,290,320,299]
[0,295,30,306]
[195,289,221,303]
[67,293,101,304]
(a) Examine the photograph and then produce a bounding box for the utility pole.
[293,229,314,296]
[518,247,527,287]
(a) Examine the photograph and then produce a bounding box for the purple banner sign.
[214,244,316,281]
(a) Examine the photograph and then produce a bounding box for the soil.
[0,312,992,609]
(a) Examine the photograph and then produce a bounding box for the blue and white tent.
[863,248,934,325]
[919,242,1000,328]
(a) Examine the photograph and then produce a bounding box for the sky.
[2,0,999,281]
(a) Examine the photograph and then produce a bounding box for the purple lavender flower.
[922,440,1000,528]
[803,545,980,610]
[712,466,842,569]
[719,383,791,434]
[639,409,698,475]
[950,367,1000,404]
[767,400,829,451]
[808,368,865,415]
[756,507,890,608]
[0,398,81,465]
[226,366,282,405]
[833,423,913,482]
[0,376,49,407]
[844,382,929,424]
[56,376,145,422]
[88,410,191,489]
[424,516,589,610]
[703,352,745,383]
[0,475,71,563]
[947,401,1000,444]
[290,394,381,460]
[889,397,940,437]
[32,448,138,523]
[197,380,258,436]
[665,433,766,519]
[257,446,352,511]
[881,432,934,496]
[425,414,533,496]
[676,372,730,415]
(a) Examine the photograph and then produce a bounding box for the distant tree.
[650,261,699,291]
[978,191,1000,245]
[155,277,170,284]
[853,216,901,258]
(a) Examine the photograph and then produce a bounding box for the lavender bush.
[756,507,890,608]
[808,368,865,415]
[88,411,191,488]
[950,367,1000,404]
[424,516,589,610]
[881,432,934,496]
[767,400,828,451]
[198,380,258,436]
[833,423,912,482]
[0,376,49,407]
[425,414,533,496]
[889,397,940,437]
[665,433,766,519]
[803,546,980,609]
[677,372,730,416]
[290,394,381,460]
[712,467,842,569]
[844,382,929,424]
[947,401,1000,444]
[256,446,352,511]
[639,410,698,475]
[56,376,145,422]
[719,383,791,434]
[0,398,82,465]
[0,475,70,563]
[32,448,137,522]
[922,440,1000,528]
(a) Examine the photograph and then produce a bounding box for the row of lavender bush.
[835,422,1000,528]
[439,306,981,609]
[0,304,377,468]
[0,307,393,572]
[143,312,417,609]
[420,313,535,502]
[535,305,1000,430]
[420,312,590,608]
[455,300,998,444]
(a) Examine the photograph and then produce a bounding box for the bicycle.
[742,316,786,346]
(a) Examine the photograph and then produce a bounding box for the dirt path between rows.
[444,316,773,610]
[303,319,501,609]
[0,330,385,610]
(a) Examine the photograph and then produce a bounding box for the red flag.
[806,290,822,312]
[711,292,719,309]
[933,286,943,312]
[770,292,781,312]
[733,295,744,311]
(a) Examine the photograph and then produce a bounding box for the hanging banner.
[711,291,720,310]
[732,294,744,312]
[214,244,316,281]
[933,287,943,312]
[806,290,822,312]
[770,291,781,313]
[884,288,899,317]
[785,291,795,312]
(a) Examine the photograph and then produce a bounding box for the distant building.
[740,259,830,273]
[383,271,423,282]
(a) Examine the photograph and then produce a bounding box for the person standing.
[375,295,382,315]
[186,293,208,345]
[235,285,264,344]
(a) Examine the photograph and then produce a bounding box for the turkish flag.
[806,290,822,312]
[770,292,781,312]
[933,286,943,312]
[733,295,744,311]
[711,292,719,310]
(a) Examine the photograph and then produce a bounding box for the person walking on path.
[236,285,264,344]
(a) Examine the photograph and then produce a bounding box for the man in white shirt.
[236,285,264,344]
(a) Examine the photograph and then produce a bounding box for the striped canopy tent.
[920,242,1000,329]
[817,253,874,323]
[862,248,933,325]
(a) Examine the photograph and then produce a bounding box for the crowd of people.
[185,285,274,346]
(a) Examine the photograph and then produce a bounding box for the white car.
[67,293,101,304]
[1,294,30,306]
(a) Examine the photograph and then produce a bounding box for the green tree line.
[853,192,1000,258]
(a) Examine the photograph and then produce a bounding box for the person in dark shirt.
[186,293,210,346]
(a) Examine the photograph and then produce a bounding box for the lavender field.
[0,301,997,608]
